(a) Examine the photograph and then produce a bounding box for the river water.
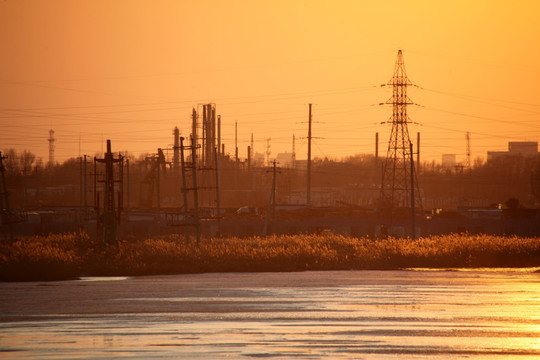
[1,269,539,359]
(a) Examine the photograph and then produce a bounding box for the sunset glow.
[1,0,539,163]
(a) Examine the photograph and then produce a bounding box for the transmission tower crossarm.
[379,50,422,217]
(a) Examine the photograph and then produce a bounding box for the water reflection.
[1,269,539,359]
[78,276,132,282]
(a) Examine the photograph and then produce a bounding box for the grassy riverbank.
[1,232,539,281]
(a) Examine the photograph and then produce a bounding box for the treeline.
[2,148,540,210]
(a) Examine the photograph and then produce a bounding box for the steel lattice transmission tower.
[379,50,422,213]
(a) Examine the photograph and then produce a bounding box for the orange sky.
[1,0,539,164]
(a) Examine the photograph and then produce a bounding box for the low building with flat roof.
[487,141,538,162]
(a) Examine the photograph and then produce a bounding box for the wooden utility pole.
[179,137,190,240]
[234,121,239,188]
[156,149,164,228]
[263,160,278,236]
[251,133,255,190]
[180,137,189,217]
[191,108,197,155]
[235,121,238,165]
[214,147,221,237]
[307,103,312,206]
[84,155,88,219]
[80,156,83,214]
[375,132,379,161]
[410,142,416,240]
[191,136,200,244]
[125,158,129,216]
[80,155,89,221]
[103,140,117,245]
[217,115,221,157]
[272,160,277,219]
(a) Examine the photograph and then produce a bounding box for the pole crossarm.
[379,50,422,216]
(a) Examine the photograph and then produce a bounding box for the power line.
[415,85,540,113]
[420,105,540,129]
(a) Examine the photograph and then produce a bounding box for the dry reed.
[1,232,539,281]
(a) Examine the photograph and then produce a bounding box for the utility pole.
[251,133,255,191]
[235,121,238,165]
[179,137,189,217]
[191,136,200,244]
[272,160,277,219]
[214,147,221,237]
[125,157,129,217]
[307,103,312,206]
[103,141,117,245]
[417,132,421,173]
[410,142,416,240]
[80,156,83,215]
[84,155,88,219]
[156,150,162,228]
[179,137,190,240]
[94,140,123,246]
[263,160,278,236]
[233,121,239,189]
[94,155,97,226]
[375,132,379,162]
[152,148,168,231]
[118,152,124,227]
[191,108,197,159]
[466,131,471,169]
[375,132,380,185]
[292,134,296,169]
[217,115,221,157]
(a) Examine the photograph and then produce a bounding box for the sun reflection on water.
[0,269,539,359]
